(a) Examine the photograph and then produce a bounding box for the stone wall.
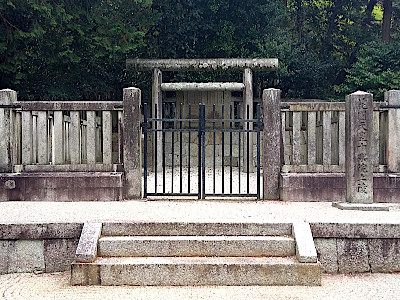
[0,223,82,274]
[311,223,400,273]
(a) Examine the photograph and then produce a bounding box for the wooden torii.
[126,58,278,172]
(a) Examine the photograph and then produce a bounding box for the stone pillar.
[152,68,163,172]
[263,88,282,199]
[0,89,17,172]
[333,91,388,211]
[386,90,400,172]
[243,68,254,172]
[123,87,142,199]
[346,91,374,204]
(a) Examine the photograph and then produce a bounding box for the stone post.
[0,89,17,172]
[263,88,282,199]
[346,91,374,204]
[333,91,388,211]
[123,87,142,199]
[243,68,254,172]
[152,68,163,172]
[386,90,400,172]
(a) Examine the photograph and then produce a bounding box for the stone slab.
[102,222,293,237]
[368,238,400,273]
[281,173,400,203]
[310,223,400,238]
[98,235,295,257]
[314,238,338,274]
[0,223,83,239]
[75,223,102,263]
[8,240,45,273]
[44,238,79,272]
[332,202,389,211]
[0,173,123,202]
[292,222,318,263]
[337,239,370,273]
[71,256,321,286]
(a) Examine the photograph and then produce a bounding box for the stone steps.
[98,235,296,257]
[71,256,321,286]
[101,222,292,236]
[71,221,321,286]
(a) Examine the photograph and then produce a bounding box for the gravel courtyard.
[1,271,400,300]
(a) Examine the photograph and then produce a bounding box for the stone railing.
[280,93,400,173]
[0,90,123,172]
[0,88,142,200]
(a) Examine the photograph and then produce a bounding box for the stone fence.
[1,88,400,202]
[0,88,141,201]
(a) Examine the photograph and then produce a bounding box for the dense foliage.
[0,0,399,100]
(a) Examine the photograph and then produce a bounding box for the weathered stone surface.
[332,202,389,211]
[123,87,142,199]
[337,239,370,273]
[44,238,79,272]
[0,223,83,239]
[102,222,292,237]
[280,173,400,203]
[263,88,282,199]
[310,223,400,239]
[73,256,321,286]
[8,240,45,273]
[292,222,317,263]
[127,58,279,71]
[75,223,102,263]
[386,90,400,172]
[0,172,123,202]
[368,239,400,272]
[98,236,295,258]
[71,263,100,285]
[0,89,17,172]
[314,238,338,274]
[0,240,13,274]
[345,91,373,204]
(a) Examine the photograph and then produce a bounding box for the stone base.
[0,172,123,202]
[332,202,389,211]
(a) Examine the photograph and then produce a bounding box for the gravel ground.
[1,271,400,300]
[1,200,399,224]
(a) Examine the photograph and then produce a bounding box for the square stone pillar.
[262,88,282,199]
[386,90,400,172]
[345,91,374,204]
[333,91,388,211]
[0,89,17,172]
[123,87,142,199]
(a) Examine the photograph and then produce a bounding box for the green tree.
[0,0,154,99]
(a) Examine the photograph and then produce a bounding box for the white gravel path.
[1,200,399,224]
[1,271,400,300]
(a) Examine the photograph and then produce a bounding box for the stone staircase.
[71,221,321,286]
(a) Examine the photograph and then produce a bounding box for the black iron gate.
[142,103,263,199]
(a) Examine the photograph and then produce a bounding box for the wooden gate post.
[0,89,17,172]
[123,87,142,199]
[262,88,282,199]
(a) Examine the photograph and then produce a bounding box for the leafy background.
[0,0,399,101]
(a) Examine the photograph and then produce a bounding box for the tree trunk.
[295,0,303,40]
[382,0,392,42]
